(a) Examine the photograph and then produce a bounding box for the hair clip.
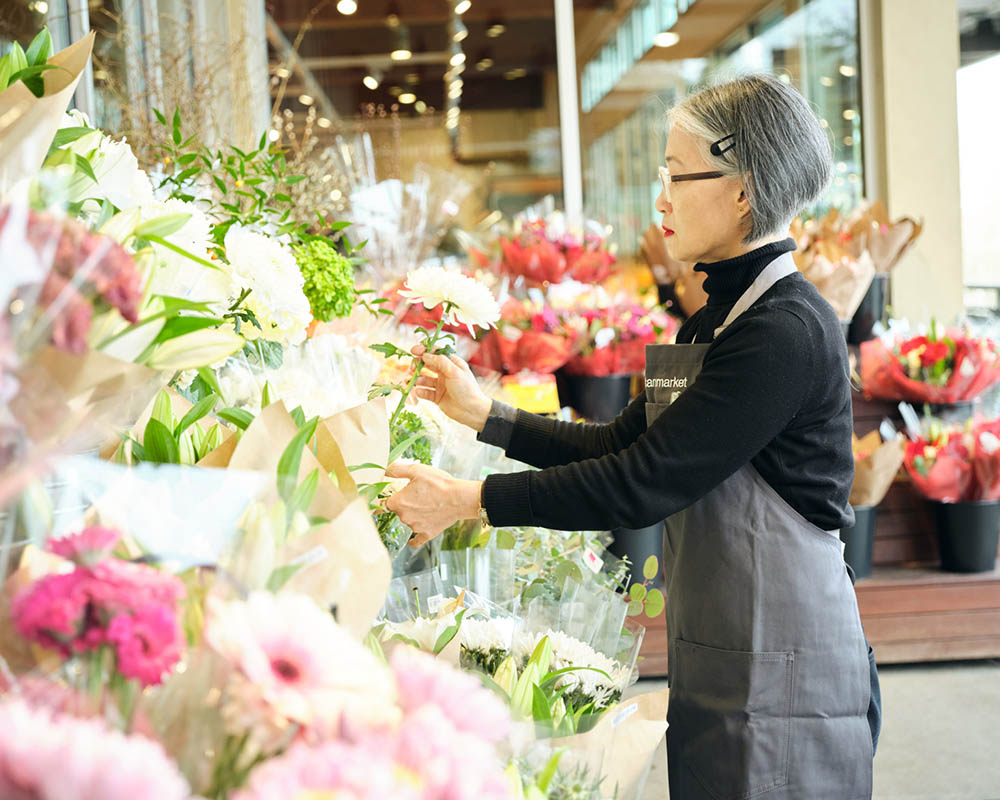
[710,133,737,156]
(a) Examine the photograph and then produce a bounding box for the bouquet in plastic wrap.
[903,419,1000,502]
[471,298,575,375]
[861,324,1000,404]
[850,430,906,508]
[562,302,677,377]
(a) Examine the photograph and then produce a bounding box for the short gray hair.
[668,73,832,243]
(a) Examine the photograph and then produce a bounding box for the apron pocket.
[671,638,794,800]
[645,401,672,427]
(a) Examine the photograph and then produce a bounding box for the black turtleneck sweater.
[478,238,856,532]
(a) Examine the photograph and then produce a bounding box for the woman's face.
[655,127,750,264]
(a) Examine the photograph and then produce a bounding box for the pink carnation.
[106,605,184,686]
[11,571,90,656]
[0,699,189,800]
[390,646,511,743]
[47,526,122,564]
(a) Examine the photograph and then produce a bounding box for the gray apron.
[645,253,873,799]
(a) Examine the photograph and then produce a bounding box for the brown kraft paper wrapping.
[850,431,906,508]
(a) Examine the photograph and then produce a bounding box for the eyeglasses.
[657,165,725,201]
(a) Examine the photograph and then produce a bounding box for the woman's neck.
[695,238,797,306]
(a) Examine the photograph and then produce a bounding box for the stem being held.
[389,309,450,428]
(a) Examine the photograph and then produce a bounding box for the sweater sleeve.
[477,395,648,469]
[481,309,814,529]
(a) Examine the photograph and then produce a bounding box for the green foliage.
[293,239,357,321]
[390,410,432,466]
[119,390,222,465]
[0,29,58,97]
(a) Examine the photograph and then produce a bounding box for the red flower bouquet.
[470,299,574,374]
[861,326,1000,404]
[497,219,617,286]
[904,420,1000,502]
[562,304,677,377]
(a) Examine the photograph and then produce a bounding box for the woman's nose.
[655,189,671,215]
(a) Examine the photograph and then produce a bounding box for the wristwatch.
[478,482,492,528]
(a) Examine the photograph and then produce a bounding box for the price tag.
[502,373,560,414]
[426,594,445,614]
[611,702,639,728]
[583,547,604,574]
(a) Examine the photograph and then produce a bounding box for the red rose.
[899,336,929,355]
[920,341,949,366]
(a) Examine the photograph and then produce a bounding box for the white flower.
[979,431,1000,456]
[65,128,155,212]
[513,629,629,708]
[224,224,312,348]
[459,616,518,653]
[206,592,398,749]
[398,266,500,335]
[380,612,459,652]
[143,199,231,308]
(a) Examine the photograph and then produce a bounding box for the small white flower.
[65,128,155,212]
[398,266,500,335]
[979,431,1000,456]
[513,629,629,708]
[459,616,518,653]
[380,612,458,652]
[224,224,312,348]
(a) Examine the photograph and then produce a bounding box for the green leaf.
[153,108,167,125]
[642,555,659,581]
[0,54,12,92]
[143,418,180,464]
[172,107,182,145]
[532,685,553,725]
[388,431,424,464]
[285,174,307,184]
[177,152,198,166]
[629,583,647,601]
[73,153,98,184]
[495,529,516,549]
[95,198,115,230]
[290,406,306,429]
[197,366,223,396]
[276,416,319,503]
[387,633,423,650]
[144,234,219,270]
[174,393,218,437]
[25,28,53,66]
[347,462,386,473]
[287,468,319,518]
[7,43,28,76]
[217,407,255,430]
[176,166,200,183]
[273,192,292,203]
[49,126,93,149]
[645,588,665,618]
[134,213,192,239]
[151,315,223,346]
[432,608,466,655]
[261,380,274,408]
[212,175,227,195]
[626,599,644,616]
[554,560,583,587]
[536,751,565,794]
[151,390,174,426]
[249,339,283,369]
[266,563,303,592]
[370,342,411,359]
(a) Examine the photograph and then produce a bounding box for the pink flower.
[106,605,184,686]
[390,646,511,744]
[0,699,190,800]
[86,559,186,612]
[47,526,122,565]
[11,571,90,656]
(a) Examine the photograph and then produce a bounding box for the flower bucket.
[840,505,876,579]
[556,372,633,422]
[610,523,664,589]
[847,274,890,345]
[931,500,1000,573]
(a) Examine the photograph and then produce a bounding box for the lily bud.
[150,390,174,427]
[146,328,243,371]
[178,429,196,465]
[509,662,538,720]
[493,656,518,696]
[527,635,552,678]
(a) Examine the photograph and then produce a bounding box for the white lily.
[146,327,244,371]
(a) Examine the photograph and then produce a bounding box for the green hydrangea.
[293,239,357,321]
[391,410,432,465]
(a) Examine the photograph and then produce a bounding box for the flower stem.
[389,312,448,429]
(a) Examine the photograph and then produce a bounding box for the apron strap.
[711,251,798,340]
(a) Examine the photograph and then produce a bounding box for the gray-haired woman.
[387,74,880,799]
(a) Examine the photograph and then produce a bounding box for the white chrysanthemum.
[513,629,629,708]
[459,616,518,653]
[224,224,312,347]
[380,612,459,652]
[398,266,500,335]
[143,199,232,307]
[65,128,155,212]
[206,592,398,746]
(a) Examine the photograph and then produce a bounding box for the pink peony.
[0,698,190,800]
[390,646,511,743]
[47,526,122,565]
[106,605,184,686]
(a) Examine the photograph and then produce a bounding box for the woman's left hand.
[384,463,483,547]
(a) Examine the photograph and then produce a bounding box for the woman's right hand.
[411,345,492,432]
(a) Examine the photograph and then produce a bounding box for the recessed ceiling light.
[839,65,856,77]
[476,58,493,71]
[454,0,471,14]
[820,76,834,87]
[275,66,290,79]
[317,117,332,128]
[391,49,412,61]
[336,0,357,14]
[450,52,466,66]
[406,72,420,84]
[363,75,378,90]
[398,92,417,104]
[654,31,680,48]
[486,24,505,38]
[298,94,314,106]
[388,85,403,96]
[415,100,428,113]
[446,117,459,129]
[386,13,400,28]
[504,68,527,80]
[842,109,857,120]
[448,85,462,99]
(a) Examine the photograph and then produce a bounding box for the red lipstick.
[662,226,675,237]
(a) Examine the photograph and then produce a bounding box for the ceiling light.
[363,74,379,90]
[391,48,412,61]
[654,31,680,48]
[415,100,428,113]
[391,24,413,61]
[336,0,357,14]
[385,10,400,28]
[839,65,856,77]
[778,72,791,84]
[451,17,468,42]
[446,117,459,129]
[406,72,420,84]
[29,0,48,12]
[454,0,471,14]
[486,24,505,38]
[317,117,332,128]
[268,129,280,142]
[330,189,343,201]
[398,92,417,104]
[274,66,290,79]
[298,94,314,106]
[820,118,829,128]
[842,108,857,120]
[843,135,854,146]
[504,68,527,80]
[448,85,462,99]
[388,85,403,96]
[450,52,466,66]
[820,76,834,87]
[476,58,493,71]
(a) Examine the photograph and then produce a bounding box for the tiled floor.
[633,660,1000,799]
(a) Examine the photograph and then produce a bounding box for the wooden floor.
[636,566,1000,678]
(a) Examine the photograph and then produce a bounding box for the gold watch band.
[478,482,491,528]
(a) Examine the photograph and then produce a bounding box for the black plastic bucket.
[847,274,890,345]
[932,500,1000,573]
[841,505,876,579]
[557,373,633,422]
[609,522,665,589]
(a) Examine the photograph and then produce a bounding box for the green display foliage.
[292,239,357,321]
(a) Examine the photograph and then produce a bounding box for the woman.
[387,74,880,799]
